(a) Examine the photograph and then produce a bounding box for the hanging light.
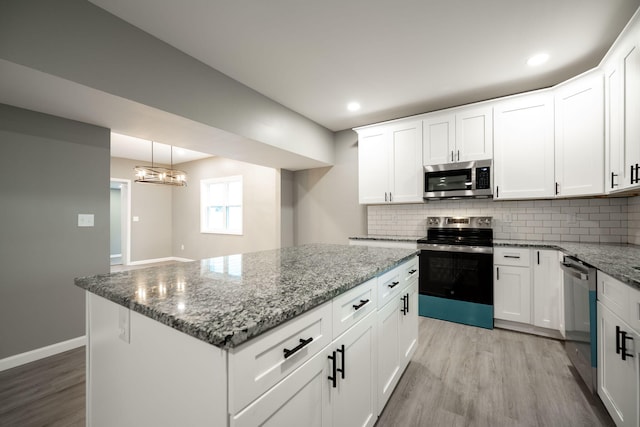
[134,141,187,187]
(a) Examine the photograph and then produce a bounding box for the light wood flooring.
[0,317,614,426]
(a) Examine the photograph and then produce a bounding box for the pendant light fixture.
[134,141,187,186]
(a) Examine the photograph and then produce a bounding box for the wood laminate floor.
[0,317,614,426]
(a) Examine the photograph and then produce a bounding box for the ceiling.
[111,132,212,164]
[89,0,640,132]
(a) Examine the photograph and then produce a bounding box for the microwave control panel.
[476,167,491,189]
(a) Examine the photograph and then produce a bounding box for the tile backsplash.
[368,196,640,244]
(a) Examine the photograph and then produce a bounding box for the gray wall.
[0,103,109,359]
[110,157,172,262]
[293,130,367,245]
[281,170,295,247]
[110,188,121,256]
[172,157,280,260]
[0,0,334,166]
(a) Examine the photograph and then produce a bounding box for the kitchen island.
[76,244,419,426]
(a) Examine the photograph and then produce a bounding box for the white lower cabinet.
[494,264,531,323]
[598,302,639,427]
[398,280,419,369]
[532,249,564,333]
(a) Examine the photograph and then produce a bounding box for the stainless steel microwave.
[423,160,492,199]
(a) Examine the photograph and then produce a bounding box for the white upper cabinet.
[493,92,555,200]
[554,71,605,197]
[357,120,423,204]
[624,40,640,188]
[422,106,492,165]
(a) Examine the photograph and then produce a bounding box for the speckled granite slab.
[349,235,423,242]
[75,244,417,349]
[495,240,640,290]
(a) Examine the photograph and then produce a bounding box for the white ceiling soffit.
[89,0,640,131]
[111,132,212,165]
[0,59,329,171]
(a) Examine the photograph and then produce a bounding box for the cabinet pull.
[388,281,400,288]
[631,165,635,185]
[616,325,621,354]
[457,150,460,161]
[496,186,499,198]
[400,295,408,315]
[451,151,454,162]
[336,344,345,379]
[408,269,417,275]
[537,251,540,265]
[405,293,410,314]
[352,299,370,310]
[389,192,393,202]
[504,255,520,259]
[636,164,639,184]
[555,182,559,195]
[497,267,499,280]
[283,337,314,359]
[385,192,388,202]
[611,172,618,188]
[622,330,634,361]
[328,351,337,388]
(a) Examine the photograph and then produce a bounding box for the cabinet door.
[377,297,401,414]
[554,72,604,197]
[494,265,531,323]
[398,280,419,370]
[493,93,555,199]
[358,126,390,204]
[624,43,640,188]
[598,303,639,427]
[231,346,331,427]
[423,113,454,165]
[532,250,563,331]
[605,56,626,192]
[390,121,423,203]
[331,312,377,427]
[456,106,493,162]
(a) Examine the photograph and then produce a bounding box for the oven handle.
[418,244,493,255]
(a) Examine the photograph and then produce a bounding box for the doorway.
[110,179,131,266]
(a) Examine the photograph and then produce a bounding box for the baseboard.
[128,256,193,266]
[0,336,86,372]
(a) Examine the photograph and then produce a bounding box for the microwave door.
[425,169,472,196]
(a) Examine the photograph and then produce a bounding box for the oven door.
[419,247,493,305]
[424,167,473,198]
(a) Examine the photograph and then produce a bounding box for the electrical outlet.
[118,306,130,343]
[77,214,94,227]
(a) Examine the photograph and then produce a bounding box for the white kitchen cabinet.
[330,311,377,427]
[494,264,531,324]
[598,302,639,427]
[376,290,401,413]
[422,106,492,165]
[532,249,564,333]
[554,71,604,197]
[398,280,419,370]
[624,41,640,189]
[493,92,555,200]
[604,50,626,192]
[356,120,423,204]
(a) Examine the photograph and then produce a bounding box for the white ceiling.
[111,132,212,164]
[89,0,640,132]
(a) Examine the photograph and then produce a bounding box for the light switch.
[78,214,94,227]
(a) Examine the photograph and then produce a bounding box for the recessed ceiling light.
[527,53,549,66]
[347,102,361,112]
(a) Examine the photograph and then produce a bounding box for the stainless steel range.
[417,216,494,329]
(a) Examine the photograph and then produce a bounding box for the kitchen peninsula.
[76,244,419,426]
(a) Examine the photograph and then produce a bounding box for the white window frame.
[200,175,243,235]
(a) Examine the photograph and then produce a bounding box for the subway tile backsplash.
[368,196,640,244]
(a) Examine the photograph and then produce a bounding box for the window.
[201,176,243,234]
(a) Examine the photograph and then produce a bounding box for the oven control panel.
[426,216,492,228]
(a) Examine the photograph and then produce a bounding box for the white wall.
[293,130,367,245]
[110,157,173,262]
[172,156,280,259]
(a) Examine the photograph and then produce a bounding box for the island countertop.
[75,244,418,349]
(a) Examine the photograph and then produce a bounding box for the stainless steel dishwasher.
[561,255,597,393]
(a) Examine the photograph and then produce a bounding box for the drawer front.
[378,264,403,308]
[400,256,419,291]
[628,287,640,336]
[494,247,530,267]
[333,278,377,338]
[598,271,629,321]
[228,302,332,414]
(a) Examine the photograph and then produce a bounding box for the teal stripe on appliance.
[419,294,494,329]
[590,290,597,368]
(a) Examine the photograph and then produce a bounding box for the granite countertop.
[494,240,640,290]
[75,244,417,349]
[349,235,423,242]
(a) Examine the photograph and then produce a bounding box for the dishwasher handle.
[560,262,589,281]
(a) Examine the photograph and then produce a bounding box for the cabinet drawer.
[333,278,377,338]
[378,258,417,308]
[627,285,640,334]
[228,302,332,414]
[399,256,419,290]
[494,247,530,267]
[598,271,629,321]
